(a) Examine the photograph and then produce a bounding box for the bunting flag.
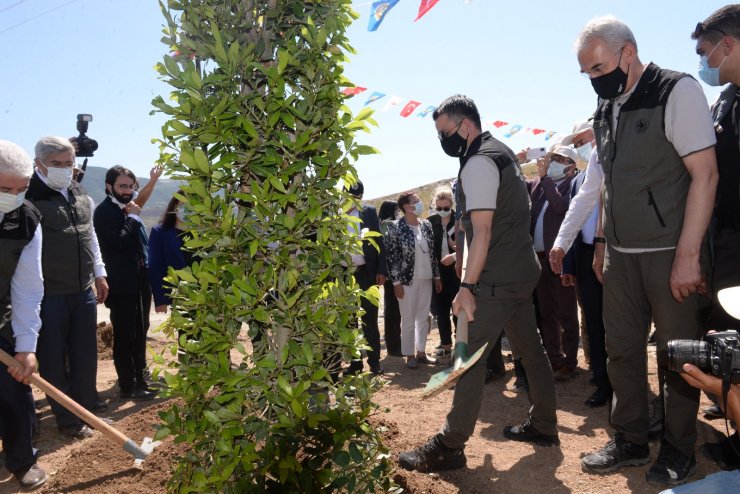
[400,100,421,117]
[382,95,404,111]
[492,120,509,128]
[415,0,440,21]
[341,86,367,96]
[544,131,558,141]
[532,128,546,135]
[504,124,523,138]
[367,0,400,32]
[364,91,386,106]
[417,105,437,117]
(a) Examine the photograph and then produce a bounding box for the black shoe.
[485,368,506,384]
[646,441,696,485]
[398,434,466,473]
[370,366,384,376]
[93,399,110,412]
[585,387,611,408]
[503,418,560,447]
[700,434,740,470]
[702,404,724,420]
[581,434,650,473]
[14,463,47,490]
[58,423,95,439]
[120,387,157,401]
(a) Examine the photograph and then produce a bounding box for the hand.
[549,247,565,274]
[561,274,576,287]
[669,251,706,303]
[393,284,404,299]
[440,253,456,267]
[94,277,109,304]
[516,149,527,163]
[150,165,163,182]
[434,279,443,294]
[376,274,386,286]
[8,352,37,384]
[537,156,550,178]
[592,243,605,284]
[679,363,739,421]
[124,201,142,216]
[155,304,169,314]
[453,286,476,321]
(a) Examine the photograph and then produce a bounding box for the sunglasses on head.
[436,206,451,212]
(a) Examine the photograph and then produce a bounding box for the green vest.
[0,202,42,346]
[457,131,540,284]
[595,63,690,248]
[26,174,96,295]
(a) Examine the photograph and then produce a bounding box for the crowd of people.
[1,5,738,493]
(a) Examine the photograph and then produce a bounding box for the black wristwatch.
[459,282,479,295]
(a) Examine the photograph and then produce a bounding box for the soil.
[0,306,729,494]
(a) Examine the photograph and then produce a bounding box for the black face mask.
[590,50,628,100]
[440,131,468,158]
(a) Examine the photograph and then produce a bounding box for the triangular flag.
[417,105,437,117]
[364,91,386,106]
[341,86,366,96]
[400,100,422,117]
[415,0,440,21]
[544,131,558,141]
[368,0,400,32]
[532,128,545,135]
[503,125,523,138]
[492,120,508,128]
[383,95,404,112]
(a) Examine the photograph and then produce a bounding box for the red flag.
[415,0,440,21]
[493,120,508,128]
[532,128,545,135]
[342,86,367,96]
[400,100,421,117]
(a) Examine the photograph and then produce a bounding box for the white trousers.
[397,278,433,355]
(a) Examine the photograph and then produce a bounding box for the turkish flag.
[532,128,546,135]
[415,0,440,21]
[400,100,421,117]
[342,86,367,96]
[493,120,508,128]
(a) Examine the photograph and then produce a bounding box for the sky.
[0,0,731,198]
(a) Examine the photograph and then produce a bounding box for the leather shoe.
[503,418,560,446]
[14,463,47,490]
[120,387,157,401]
[585,387,612,407]
[58,423,95,439]
[93,399,109,412]
[702,404,724,420]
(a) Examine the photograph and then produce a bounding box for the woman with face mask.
[378,200,403,357]
[384,191,442,369]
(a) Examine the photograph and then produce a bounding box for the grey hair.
[575,15,638,53]
[34,136,75,162]
[0,140,34,179]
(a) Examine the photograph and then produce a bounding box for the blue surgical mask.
[547,161,567,181]
[698,42,726,87]
[576,142,594,162]
[413,201,424,216]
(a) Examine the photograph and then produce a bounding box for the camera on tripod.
[668,330,740,384]
[75,114,98,157]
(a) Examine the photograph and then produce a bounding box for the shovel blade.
[421,342,488,399]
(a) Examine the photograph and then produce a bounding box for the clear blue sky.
[0,0,729,198]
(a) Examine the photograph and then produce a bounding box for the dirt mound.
[97,321,113,359]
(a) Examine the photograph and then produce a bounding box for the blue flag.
[368,0,400,32]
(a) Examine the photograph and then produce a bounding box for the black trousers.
[383,280,401,354]
[347,266,381,372]
[434,263,459,347]
[106,267,151,391]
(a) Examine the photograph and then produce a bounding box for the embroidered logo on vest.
[636,118,650,134]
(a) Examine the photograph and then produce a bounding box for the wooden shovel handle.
[456,308,469,344]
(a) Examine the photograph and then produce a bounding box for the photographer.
[659,363,740,493]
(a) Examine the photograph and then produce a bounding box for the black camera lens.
[667,339,711,373]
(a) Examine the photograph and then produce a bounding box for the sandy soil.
[0,305,729,494]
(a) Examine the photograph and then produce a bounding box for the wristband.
[593,237,606,244]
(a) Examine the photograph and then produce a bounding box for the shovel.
[421,309,488,399]
[0,348,159,466]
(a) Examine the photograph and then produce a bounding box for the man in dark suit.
[527,145,580,380]
[346,180,387,375]
[94,165,160,400]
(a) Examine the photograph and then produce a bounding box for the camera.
[668,330,740,384]
[75,114,98,157]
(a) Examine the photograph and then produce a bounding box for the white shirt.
[410,224,432,280]
[0,216,44,353]
[35,170,107,278]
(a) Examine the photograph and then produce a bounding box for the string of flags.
[367,0,443,32]
[341,86,561,141]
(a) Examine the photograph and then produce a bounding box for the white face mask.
[547,161,568,181]
[413,201,424,216]
[46,166,73,190]
[576,142,594,162]
[437,209,452,218]
[0,190,26,214]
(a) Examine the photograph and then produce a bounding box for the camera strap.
[721,377,740,459]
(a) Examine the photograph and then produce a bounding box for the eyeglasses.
[581,47,624,79]
[435,206,451,212]
[694,22,726,38]
[551,155,575,165]
[438,120,462,141]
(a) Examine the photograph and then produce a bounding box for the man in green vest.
[575,16,718,485]
[0,140,47,490]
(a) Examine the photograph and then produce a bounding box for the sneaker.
[435,347,452,358]
[581,434,650,473]
[701,433,740,470]
[14,463,47,490]
[416,354,437,365]
[398,435,466,473]
[405,357,418,369]
[58,423,95,439]
[702,404,724,420]
[503,418,560,447]
[646,441,696,485]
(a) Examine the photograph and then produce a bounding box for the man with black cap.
[345,180,387,375]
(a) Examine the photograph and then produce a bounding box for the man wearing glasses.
[575,16,718,485]
[398,94,558,473]
[94,165,161,401]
